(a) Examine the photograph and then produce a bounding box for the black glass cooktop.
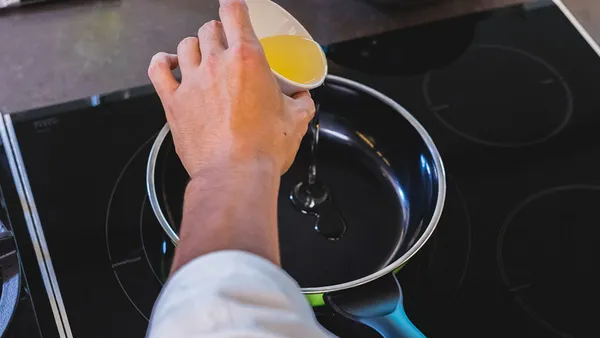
[0,1,598,337]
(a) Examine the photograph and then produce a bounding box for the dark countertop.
[0,0,597,113]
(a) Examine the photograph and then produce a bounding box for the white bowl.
[246,0,328,95]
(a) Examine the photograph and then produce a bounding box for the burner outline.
[423,180,472,299]
[423,45,574,148]
[496,184,597,338]
[105,134,159,321]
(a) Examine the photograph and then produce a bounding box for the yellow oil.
[260,35,325,85]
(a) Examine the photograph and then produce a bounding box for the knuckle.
[305,113,315,124]
[151,52,167,62]
[220,1,247,16]
[204,52,220,67]
[149,52,165,65]
[297,99,315,119]
[230,42,260,61]
[199,20,219,35]
[178,36,198,49]
[306,99,316,114]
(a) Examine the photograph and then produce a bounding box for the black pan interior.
[153,79,441,288]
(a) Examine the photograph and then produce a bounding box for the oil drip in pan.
[290,104,348,241]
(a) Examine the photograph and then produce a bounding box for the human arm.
[147,0,314,272]
[144,1,335,336]
[175,159,281,269]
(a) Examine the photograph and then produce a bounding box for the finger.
[177,37,201,73]
[291,91,316,122]
[148,52,180,97]
[198,20,227,55]
[219,0,258,46]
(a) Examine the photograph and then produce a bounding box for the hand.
[147,0,315,179]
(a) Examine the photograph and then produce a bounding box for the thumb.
[291,91,316,123]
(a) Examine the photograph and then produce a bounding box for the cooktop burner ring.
[140,194,165,287]
[497,184,597,338]
[400,177,472,298]
[437,180,472,297]
[423,44,574,147]
[105,133,161,322]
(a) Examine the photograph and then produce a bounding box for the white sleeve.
[146,250,336,338]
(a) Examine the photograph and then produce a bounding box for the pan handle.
[324,273,425,338]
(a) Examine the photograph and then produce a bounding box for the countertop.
[1,0,598,113]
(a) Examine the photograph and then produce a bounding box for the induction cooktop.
[0,0,598,337]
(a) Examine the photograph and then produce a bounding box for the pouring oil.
[260,35,344,240]
[259,35,325,85]
[289,102,347,241]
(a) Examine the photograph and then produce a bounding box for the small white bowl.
[246,0,328,95]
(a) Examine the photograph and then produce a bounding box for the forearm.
[170,159,281,273]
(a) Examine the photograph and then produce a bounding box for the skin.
[147,0,315,273]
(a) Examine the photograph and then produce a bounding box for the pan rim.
[145,74,447,294]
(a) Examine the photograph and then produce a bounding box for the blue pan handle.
[324,273,425,337]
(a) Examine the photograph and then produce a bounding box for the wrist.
[186,157,280,195]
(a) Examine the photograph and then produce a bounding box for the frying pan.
[146,75,446,337]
